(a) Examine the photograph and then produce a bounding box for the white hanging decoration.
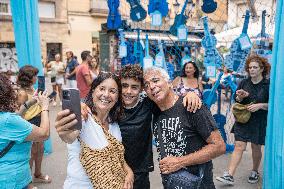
[118,29,127,58]
[177,24,188,41]
[151,10,162,26]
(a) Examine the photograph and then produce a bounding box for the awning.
[215,21,274,47]
[124,32,202,43]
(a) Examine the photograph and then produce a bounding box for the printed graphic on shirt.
[154,116,188,157]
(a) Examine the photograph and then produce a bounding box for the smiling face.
[121,78,142,108]
[144,70,171,104]
[92,78,119,113]
[248,61,263,79]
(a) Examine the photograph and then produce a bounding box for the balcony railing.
[90,0,108,17]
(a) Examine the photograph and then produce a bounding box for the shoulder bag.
[0,141,15,159]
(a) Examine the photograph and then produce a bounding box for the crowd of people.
[0,50,271,189]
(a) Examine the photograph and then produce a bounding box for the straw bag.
[79,123,126,189]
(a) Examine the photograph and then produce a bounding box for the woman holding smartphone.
[55,72,134,189]
[16,65,52,186]
[0,73,50,189]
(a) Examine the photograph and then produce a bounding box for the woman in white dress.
[46,54,65,106]
[54,72,134,189]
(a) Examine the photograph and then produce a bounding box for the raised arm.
[25,91,50,142]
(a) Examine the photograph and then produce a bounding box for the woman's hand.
[236,89,249,99]
[55,109,80,143]
[123,163,134,189]
[247,103,264,112]
[38,91,49,110]
[123,170,134,189]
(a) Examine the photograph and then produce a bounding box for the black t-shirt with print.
[152,96,218,176]
[119,94,159,173]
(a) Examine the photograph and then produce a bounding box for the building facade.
[0,0,229,73]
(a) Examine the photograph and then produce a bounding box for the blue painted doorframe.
[10,0,43,76]
[263,0,284,188]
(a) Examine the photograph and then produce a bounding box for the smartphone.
[37,76,45,92]
[48,91,57,99]
[62,89,82,130]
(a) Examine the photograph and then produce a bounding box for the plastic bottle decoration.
[118,29,127,58]
[181,47,191,68]
[154,40,167,70]
[177,24,188,41]
[151,10,162,26]
[143,34,154,69]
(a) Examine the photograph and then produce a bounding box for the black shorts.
[28,115,41,126]
[134,172,150,189]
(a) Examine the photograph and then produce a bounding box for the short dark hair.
[81,50,91,61]
[66,51,73,57]
[120,64,143,85]
[181,61,200,79]
[85,72,123,123]
[0,73,18,112]
[245,54,271,77]
[17,65,39,88]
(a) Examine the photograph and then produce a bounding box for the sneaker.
[216,171,234,185]
[248,171,259,184]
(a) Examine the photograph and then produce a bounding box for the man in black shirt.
[119,65,202,189]
[143,66,226,189]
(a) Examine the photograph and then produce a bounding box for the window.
[38,2,55,18]
[46,43,62,62]
[0,0,11,15]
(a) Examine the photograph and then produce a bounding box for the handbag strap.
[0,141,15,159]
[157,123,166,159]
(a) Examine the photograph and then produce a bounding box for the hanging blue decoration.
[107,0,122,29]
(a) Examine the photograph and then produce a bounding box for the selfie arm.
[55,110,80,143]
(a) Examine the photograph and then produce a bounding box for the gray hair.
[143,66,170,82]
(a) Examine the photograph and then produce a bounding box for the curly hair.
[181,61,200,79]
[85,72,123,123]
[120,64,143,85]
[17,65,39,88]
[0,73,18,112]
[245,54,271,77]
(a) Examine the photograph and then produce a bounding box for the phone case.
[38,76,45,92]
[62,89,82,130]
[48,91,57,99]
